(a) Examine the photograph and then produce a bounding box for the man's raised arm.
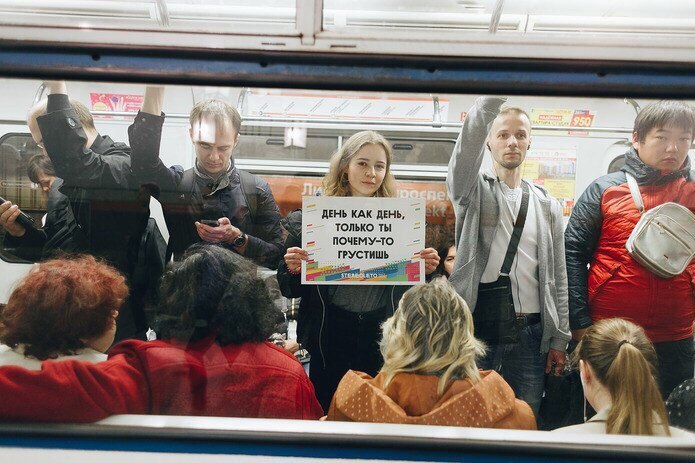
[446,96,506,207]
[36,81,131,189]
[128,86,180,192]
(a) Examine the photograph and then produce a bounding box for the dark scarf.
[193,159,234,196]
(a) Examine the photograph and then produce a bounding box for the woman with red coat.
[0,244,323,422]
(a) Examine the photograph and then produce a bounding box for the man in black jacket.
[128,86,283,268]
[21,81,154,341]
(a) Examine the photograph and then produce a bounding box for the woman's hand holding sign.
[284,247,308,275]
[419,248,440,275]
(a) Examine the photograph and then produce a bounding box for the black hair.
[425,224,455,279]
[152,244,280,344]
[27,154,55,184]
[633,100,695,142]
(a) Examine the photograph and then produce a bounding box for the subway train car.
[1,82,691,299]
[0,0,694,462]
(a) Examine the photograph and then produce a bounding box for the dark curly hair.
[0,255,127,360]
[152,244,280,344]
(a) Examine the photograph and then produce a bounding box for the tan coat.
[326,369,536,430]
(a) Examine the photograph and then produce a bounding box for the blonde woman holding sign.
[277,130,440,411]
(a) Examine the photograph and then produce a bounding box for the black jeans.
[309,304,390,412]
[654,337,694,399]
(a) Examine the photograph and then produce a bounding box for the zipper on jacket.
[316,285,327,369]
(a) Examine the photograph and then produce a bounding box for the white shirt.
[480,181,540,314]
[0,344,107,370]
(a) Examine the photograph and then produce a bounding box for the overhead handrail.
[32,83,46,106]
[624,98,641,115]
[432,96,442,128]
[489,0,505,34]
[153,0,170,28]
[88,109,634,134]
[237,88,249,117]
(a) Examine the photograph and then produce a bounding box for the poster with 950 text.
[301,196,425,285]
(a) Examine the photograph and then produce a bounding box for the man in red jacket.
[565,100,695,398]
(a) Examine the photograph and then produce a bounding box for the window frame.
[0,33,694,460]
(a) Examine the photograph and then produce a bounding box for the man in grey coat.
[446,96,570,417]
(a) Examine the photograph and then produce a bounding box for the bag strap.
[138,217,156,263]
[180,167,257,229]
[180,168,197,196]
[500,181,530,276]
[238,169,258,223]
[625,172,644,213]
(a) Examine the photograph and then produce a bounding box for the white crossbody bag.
[625,172,695,279]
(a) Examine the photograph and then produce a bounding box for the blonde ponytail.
[577,318,670,436]
[604,341,669,435]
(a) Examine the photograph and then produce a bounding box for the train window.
[0,75,693,454]
[322,1,695,37]
[390,137,455,165]
[1,1,693,66]
[0,133,45,263]
[0,1,298,35]
[236,128,339,161]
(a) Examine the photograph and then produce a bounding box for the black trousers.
[654,336,694,399]
[309,304,390,412]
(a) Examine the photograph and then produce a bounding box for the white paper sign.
[301,196,425,285]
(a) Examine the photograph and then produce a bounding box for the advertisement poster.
[530,108,595,127]
[530,108,596,137]
[90,93,143,118]
[301,196,425,285]
[523,148,577,217]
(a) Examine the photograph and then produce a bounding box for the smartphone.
[199,219,220,227]
[0,196,35,230]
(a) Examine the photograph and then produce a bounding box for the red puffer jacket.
[565,149,694,343]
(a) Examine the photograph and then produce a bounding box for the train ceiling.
[0,1,693,63]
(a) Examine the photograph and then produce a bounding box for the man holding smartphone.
[128,86,284,268]
[0,155,83,262]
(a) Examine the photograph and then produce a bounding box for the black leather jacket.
[36,94,148,273]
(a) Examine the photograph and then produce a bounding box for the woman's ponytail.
[603,341,669,436]
[577,318,670,436]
